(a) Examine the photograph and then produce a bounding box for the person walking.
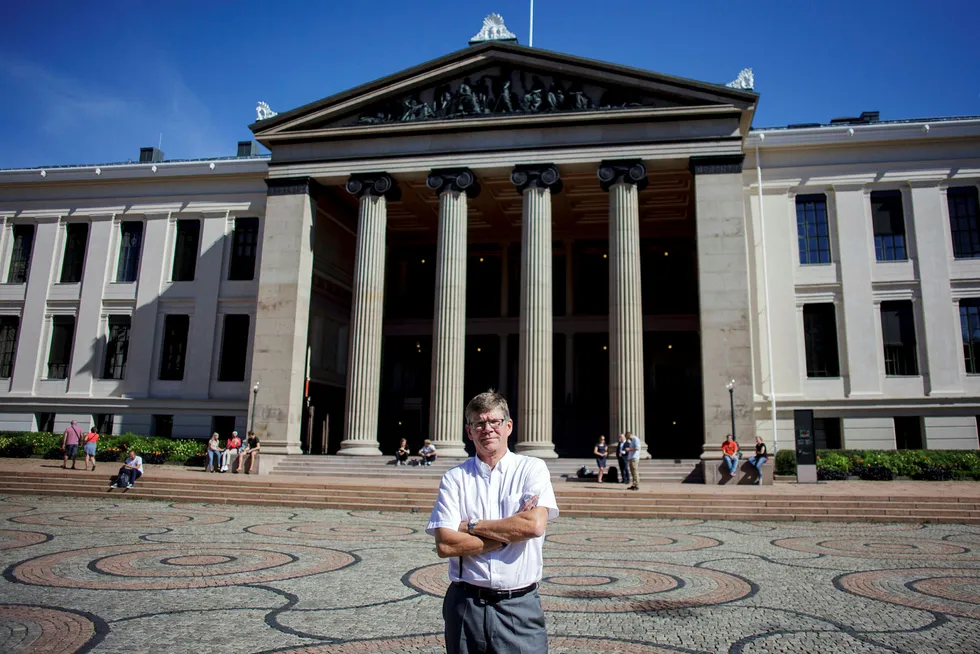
[721,434,740,477]
[593,435,608,484]
[82,427,99,472]
[61,420,83,470]
[616,433,630,485]
[426,390,559,653]
[626,431,641,491]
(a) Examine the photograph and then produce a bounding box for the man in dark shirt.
[234,431,261,474]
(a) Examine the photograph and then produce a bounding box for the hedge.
[0,431,206,465]
[776,448,980,481]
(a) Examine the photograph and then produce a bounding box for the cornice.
[749,119,980,150]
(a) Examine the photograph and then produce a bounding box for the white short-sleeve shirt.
[426,451,559,590]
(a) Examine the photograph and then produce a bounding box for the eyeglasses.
[467,418,507,430]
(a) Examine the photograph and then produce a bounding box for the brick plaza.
[1,493,979,653]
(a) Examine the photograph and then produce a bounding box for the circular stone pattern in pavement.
[750,521,922,531]
[772,536,979,560]
[8,543,356,591]
[406,559,751,613]
[0,529,50,551]
[246,522,418,540]
[546,532,720,552]
[836,568,980,619]
[10,511,231,528]
[0,604,106,653]
[267,634,690,653]
[0,503,34,514]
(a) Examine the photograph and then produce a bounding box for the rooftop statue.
[469,13,518,44]
[726,68,754,91]
[256,101,278,121]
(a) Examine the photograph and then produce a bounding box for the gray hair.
[464,389,511,423]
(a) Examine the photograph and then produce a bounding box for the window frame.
[115,221,144,283]
[0,316,19,379]
[228,217,259,281]
[46,315,76,380]
[795,194,832,265]
[171,219,201,282]
[948,186,980,259]
[802,303,841,378]
[870,190,907,262]
[159,314,190,381]
[8,224,35,284]
[101,315,132,380]
[960,298,980,374]
[59,222,89,284]
[880,300,919,376]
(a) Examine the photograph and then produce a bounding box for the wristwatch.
[467,518,480,535]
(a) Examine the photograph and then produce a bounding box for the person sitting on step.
[395,438,410,466]
[419,439,437,466]
[111,450,143,489]
[222,431,241,472]
[234,432,261,474]
[206,433,223,473]
[721,434,739,477]
[748,436,768,485]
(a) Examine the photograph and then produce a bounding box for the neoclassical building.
[0,27,978,459]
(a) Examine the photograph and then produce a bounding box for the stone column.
[690,156,755,445]
[512,165,562,458]
[426,169,479,457]
[338,173,399,455]
[599,160,649,457]
[249,178,318,454]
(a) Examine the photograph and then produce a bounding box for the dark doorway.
[379,335,432,454]
[895,416,923,450]
[644,331,703,459]
[568,332,609,457]
[305,382,346,454]
[211,416,236,441]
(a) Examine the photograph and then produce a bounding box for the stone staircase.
[268,456,704,483]
[1,466,978,523]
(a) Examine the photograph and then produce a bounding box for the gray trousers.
[443,582,548,653]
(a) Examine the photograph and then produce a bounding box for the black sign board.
[794,409,816,466]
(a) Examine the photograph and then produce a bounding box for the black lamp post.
[726,378,736,441]
[249,381,260,433]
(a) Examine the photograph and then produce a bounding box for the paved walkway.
[2,491,980,653]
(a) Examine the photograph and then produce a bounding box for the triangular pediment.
[252,42,756,139]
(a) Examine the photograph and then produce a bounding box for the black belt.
[454,581,537,602]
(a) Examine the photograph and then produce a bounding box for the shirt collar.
[474,449,513,477]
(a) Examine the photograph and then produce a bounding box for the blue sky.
[1,0,977,168]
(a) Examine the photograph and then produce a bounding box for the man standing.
[616,433,630,485]
[427,390,559,653]
[626,431,641,491]
[61,420,83,470]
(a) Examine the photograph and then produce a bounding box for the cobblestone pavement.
[2,494,979,653]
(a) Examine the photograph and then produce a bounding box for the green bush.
[0,430,206,465]
[816,451,851,473]
[775,449,796,475]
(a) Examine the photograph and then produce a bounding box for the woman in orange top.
[83,428,99,472]
[721,434,739,476]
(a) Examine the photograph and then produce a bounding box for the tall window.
[881,301,918,376]
[8,225,35,284]
[895,416,923,450]
[102,316,131,380]
[229,217,259,280]
[93,413,114,435]
[47,316,75,379]
[159,315,190,380]
[35,412,54,432]
[960,299,980,374]
[151,415,173,438]
[803,303,840,377]
[218,314,250,381]
[796,194,831,264]
[212,415,236,440]
[59,223,89,283]
[0,316,19,379]
[948,186,980,259]
[116,222,143,283]
[813,417,842,449]
[171,220,200,282]
[871,190,907,261]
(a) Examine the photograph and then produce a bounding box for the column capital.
[426,168,481,197]
[511,164,562,194]
[266,177,323,197]
[597,160,648,192]
[345,172,401,201]
[689,155,745,176]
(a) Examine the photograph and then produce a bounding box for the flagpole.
[529,0,534,47]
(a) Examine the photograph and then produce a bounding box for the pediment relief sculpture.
[344,66,697,127]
